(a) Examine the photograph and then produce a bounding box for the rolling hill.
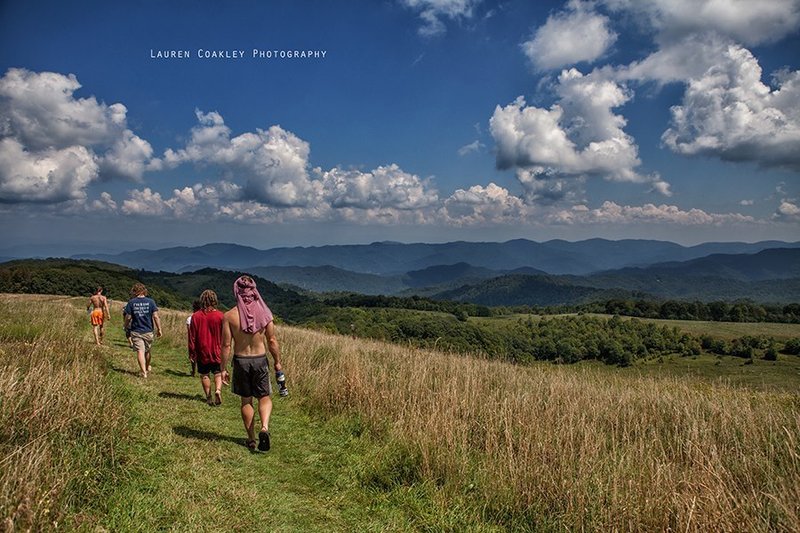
[246,265,407,295]
[0,259,325,322]
[429,249,800,305]
[432,274,620,306]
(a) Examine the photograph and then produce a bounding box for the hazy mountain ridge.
[247,265,407,295]
[432,249,800,305]
[72,238,800,276]
[62,242,800,303]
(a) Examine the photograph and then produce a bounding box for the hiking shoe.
[258,430,270,451]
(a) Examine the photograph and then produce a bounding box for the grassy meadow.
[470,312,800,340]
[1,293,799,531]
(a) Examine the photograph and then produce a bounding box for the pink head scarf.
[233,276,273,334]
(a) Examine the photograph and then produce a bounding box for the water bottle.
[276,370,289,397]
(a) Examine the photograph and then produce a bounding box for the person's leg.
[201,373,212,404]
[92,325,101,345]
[257,395,273,433]
[256,395,272,451]
[240,396,255,441]
[99,322,105,343]
[137,348,147,377]
[145,349,152,373]
[214,372,223,405]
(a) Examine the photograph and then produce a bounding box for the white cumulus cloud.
[661,45,800,170]
[0,68,159,202]
[522,0,617,70]
[0,137,99,202]
[550,201,756,225]
[490,69,668,197]
[90,192,118,212]
[164,110,314,207]
[774,200,800,221]
[440,183,529,225]
[603,0,800,46]
[316,164,439,210]
[0,68,126,150]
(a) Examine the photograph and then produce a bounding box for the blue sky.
[1,0,799,252]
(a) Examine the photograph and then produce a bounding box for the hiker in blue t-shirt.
[123,282,163,378]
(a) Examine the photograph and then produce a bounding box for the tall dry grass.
[282,326,800,531]
[0,295,126,531]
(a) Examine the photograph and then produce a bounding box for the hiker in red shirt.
[188,289,225,406]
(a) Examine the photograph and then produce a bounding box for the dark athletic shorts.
[197,361,221,376]
[232,355,272,398]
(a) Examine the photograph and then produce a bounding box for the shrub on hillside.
[782,338,800,355]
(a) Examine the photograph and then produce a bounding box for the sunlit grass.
[286,327,800,531]
[3,293,799,531]
[0,295,126,531]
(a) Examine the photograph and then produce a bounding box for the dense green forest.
[323,293,800,324]
[1,258,798,366]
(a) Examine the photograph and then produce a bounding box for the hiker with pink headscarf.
[221,275,284,452]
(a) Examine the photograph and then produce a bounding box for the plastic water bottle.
[276,370,289,397]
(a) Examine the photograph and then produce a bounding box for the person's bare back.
[223,308,268,356]
[89,293,108,313]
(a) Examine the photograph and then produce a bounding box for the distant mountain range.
[73,238,800,276]
[0,239,794,305]
[2,246,799,305]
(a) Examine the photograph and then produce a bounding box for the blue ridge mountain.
[71,238,800,276]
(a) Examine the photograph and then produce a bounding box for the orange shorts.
[90,308,104,326]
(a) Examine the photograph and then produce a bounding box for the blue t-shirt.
[124,297,159,333]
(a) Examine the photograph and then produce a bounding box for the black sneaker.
[258,430,270,451]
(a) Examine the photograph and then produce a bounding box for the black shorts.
[232,355,271,398]
[197,361,221,376]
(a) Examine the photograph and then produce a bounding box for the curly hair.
[130,282,147,297]
[199,289,218,310]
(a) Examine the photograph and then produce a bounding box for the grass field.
[2,294,799,531]
[471,312,800,340]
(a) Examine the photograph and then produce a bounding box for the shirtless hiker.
[221,275,283,452]
[87,286,110,345]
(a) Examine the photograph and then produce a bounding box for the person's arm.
[221,316,232,385]
[153,311,163,338]
[187,316,196,361]
[102,296,110,319]
[123,304,131,329]
[265,321,282,372]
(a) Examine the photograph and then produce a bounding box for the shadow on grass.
[108,364,139,377]
[164,369,193,378]
[173,425,246,447]
[159,391,205,402]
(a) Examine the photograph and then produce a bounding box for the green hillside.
[3,259,798,367]
[0,259,325,321]
[0,258,190,309]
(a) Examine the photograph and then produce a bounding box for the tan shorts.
[130,331,154,353]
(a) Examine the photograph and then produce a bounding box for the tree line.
[323,293,800,324]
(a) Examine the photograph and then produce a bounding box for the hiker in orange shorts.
[87,286,110,345]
